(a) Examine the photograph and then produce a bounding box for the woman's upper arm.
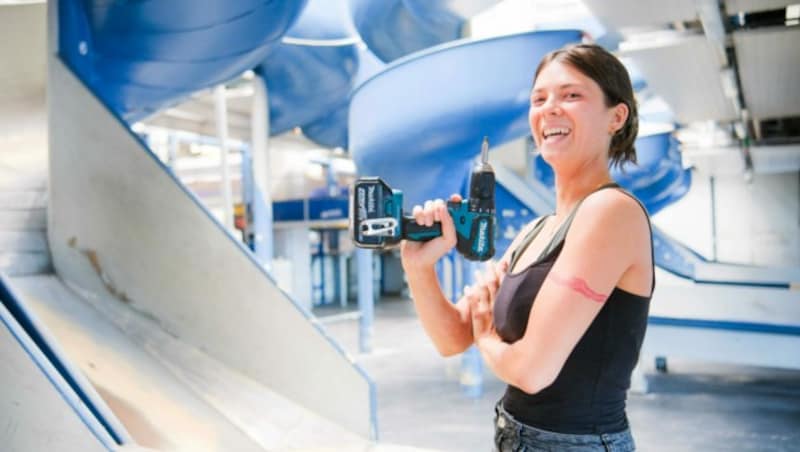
[515,192,648,389]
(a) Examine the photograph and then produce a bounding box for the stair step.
[0,170,47,191]
[0,251,51,276]
[0,208,46,231]
[0,189,47,209]
[0,230,48,253]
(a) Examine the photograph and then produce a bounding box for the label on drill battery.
[356,185,376,221]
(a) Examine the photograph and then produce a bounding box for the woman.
[400,43,653,451]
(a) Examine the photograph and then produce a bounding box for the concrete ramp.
[0,278,110,451]
[48,45,375,442]
[8,274,372,450]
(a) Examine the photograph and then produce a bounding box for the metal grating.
[620,34,738,123]
[734,27,800,119]
[725,0,794,14]
[581,0,698,29]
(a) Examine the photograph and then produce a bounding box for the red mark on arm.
[549,272,608,303]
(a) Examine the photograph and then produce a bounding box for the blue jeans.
[494,402,636,451]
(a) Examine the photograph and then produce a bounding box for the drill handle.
[401,200,462,242]
[401,216,442,241]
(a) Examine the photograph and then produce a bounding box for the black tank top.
[493,183,654,434]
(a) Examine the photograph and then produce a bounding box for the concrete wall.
[654,169,800,268]
[0,3,46,104]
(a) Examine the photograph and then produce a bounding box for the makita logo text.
[357,187,367,220]
[367,185,376,213]
[476,219,488,253]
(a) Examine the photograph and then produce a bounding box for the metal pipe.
[710,175,718,261]
[357,248,374,353]
[166,132,177,168]
[214,84,234,230]
[251,75,275,269]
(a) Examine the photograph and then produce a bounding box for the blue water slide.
[350,0,497,63]
[255,0,386,148]
[302,46,386,148]
[58,0,309,121]
[255,0,360,138]
[350,30,584,209]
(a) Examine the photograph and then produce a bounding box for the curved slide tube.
[255,0,361,139]
[350,0,497,63]
[253,0,387,149]
[58,0,308,121]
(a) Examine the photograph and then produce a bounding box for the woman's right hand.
[400,195,461,272]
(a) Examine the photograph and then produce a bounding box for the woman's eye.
[566,92,581,99]
[531,97,545,105]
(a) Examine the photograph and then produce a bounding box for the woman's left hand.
[466,260,508,341]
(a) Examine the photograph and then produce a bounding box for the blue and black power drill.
[350,137,495,261]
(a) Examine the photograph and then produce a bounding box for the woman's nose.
[540,97,561,116]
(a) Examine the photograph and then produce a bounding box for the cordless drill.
[350,137,495,261]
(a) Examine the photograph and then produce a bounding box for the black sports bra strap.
[612,187,657,295]
[509,215,550,270]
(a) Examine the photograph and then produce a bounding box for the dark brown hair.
[534,43,639,168]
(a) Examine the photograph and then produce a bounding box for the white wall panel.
[621,35,738,123]
[734,28,800,119]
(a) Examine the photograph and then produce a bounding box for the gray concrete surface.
[317,297,800,452]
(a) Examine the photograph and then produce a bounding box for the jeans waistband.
[494,401,635,451]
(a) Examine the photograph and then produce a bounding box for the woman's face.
[528,60,627,173]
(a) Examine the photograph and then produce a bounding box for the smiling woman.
[400,43,653,452]
[531,44,639,173]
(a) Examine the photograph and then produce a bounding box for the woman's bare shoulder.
[569,188,650,249]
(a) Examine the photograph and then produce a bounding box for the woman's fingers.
[468,281,491,312]
[432,199,444,222]
[423,200,435,226]
[437,199,457,249]
[412,204,424,225]
[475,266,499,306]
[413,199,450,227]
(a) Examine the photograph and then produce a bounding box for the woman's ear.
[610,102,629,134]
